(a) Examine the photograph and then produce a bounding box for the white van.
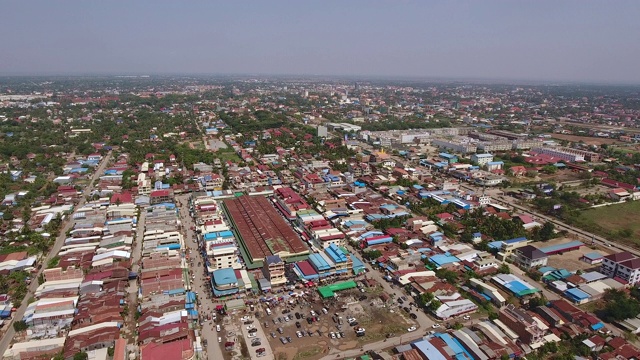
[266,308,272,316]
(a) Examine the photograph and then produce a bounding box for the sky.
[1,0,639,84]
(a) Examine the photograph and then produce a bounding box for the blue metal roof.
[413,339,447,360]
[325,244,348,263]
[504,237,528,244]
[539,241,583,254]
[430,254,460,267]
[212,268,237,286]
[583,252,603,260]
[565,288,590,301]
[309,254,332,271]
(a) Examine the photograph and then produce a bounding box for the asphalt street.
[0,151,112,356]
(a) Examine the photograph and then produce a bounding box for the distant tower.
[304,90,309,98]
[354,82,360,91]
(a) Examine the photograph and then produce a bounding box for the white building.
[614,258,640,285]
[471,153,494,166]
[600,251,637,278]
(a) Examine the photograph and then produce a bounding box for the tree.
[600,289,640,322]
[73,352,88,360]
[539,222,556,241]
[498,263,511,274]
[427,299,442,312]
[528,295,547,309]
[435,268,459,284]
[417,292,435,308]
[362,250,382,261]
[13,320,28,332]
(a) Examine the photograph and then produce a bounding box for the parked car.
[295,321,301,328]
[407,326,417,332]
[277,327,284,334]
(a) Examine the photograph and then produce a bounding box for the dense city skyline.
[1,1,640,84]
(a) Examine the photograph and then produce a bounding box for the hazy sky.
[1,1,639,83]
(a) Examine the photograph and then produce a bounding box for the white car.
[347,317,356,323]
[218,337,222,343]
[432,324,441,329]
[463,315,471,320]
[246,325,255,330]
[216,324,221,332]
[310,310,317,317]
[330,332,336,339]
[407,326,417,332]
[248,332,257,338]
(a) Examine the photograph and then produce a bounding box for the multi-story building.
[347,162,371,177]
[207,240,241,270]
[601,251,640,284]
[531,146,599,162]
[137,173,152,196]
[499,304,546,344]
[477,141,513,152]
[513,245,549,269]
[199,173,223,191]
[263,255,286,286]
[615,258,640,285]
[471,153,494,166]
[149,189,173,205]
[512,139,544,150]
[431,138,477,154]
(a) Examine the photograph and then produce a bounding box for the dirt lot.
[546,133,622,146]
[544,237,613,272]
[259,287,415,360]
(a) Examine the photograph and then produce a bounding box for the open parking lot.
[248,286,417,360]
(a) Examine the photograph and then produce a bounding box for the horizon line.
[1,71,639,87]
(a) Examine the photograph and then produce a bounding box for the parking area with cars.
[252,284,418,360]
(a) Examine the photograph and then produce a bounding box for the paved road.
[459,183,640,256]
[0,151,112,356]
[122,207,145,355]
[176,194,225,360]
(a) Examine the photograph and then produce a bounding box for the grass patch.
[293,346,322,360]
[571,201,640,247]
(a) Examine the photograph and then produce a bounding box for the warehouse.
[222,196,309,265]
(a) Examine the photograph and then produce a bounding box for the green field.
[572,201,640,247]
